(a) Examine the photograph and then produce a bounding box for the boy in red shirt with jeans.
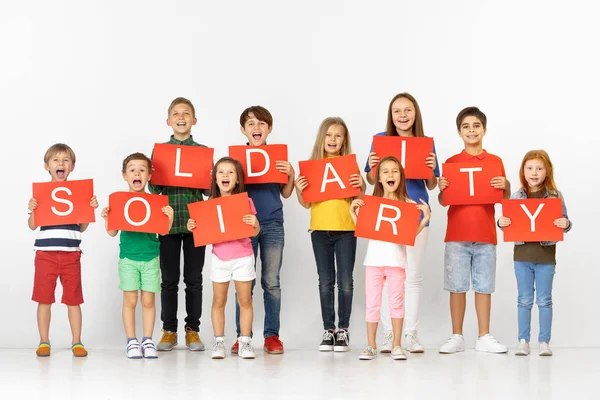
[437,107,510,354]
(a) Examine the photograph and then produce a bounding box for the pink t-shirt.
[211,198,257,261]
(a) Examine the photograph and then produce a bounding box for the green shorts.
[118,257,160,293]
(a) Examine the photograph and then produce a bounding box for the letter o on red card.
[108,192,170,234]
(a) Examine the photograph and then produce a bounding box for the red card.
[229,144,288,184]
[107,192,170,234]
[299,155,361,203]
[442,162,504,205]
[32,179,95,226]
[502,198,564,242]
[151,143,213,189]
[354,195,421,246]
[372,136,434,179]
[187,193,254,247]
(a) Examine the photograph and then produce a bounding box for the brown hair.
[372,156,409,201]
[209,157,246,199]
[122,152,152,173]
[456,106,487,130]
[385,93,425,137]
[44,143,76,165]
[240,105,273,128]
[309,117,352,160]
[519,150,559,198]
[168,97,196,118]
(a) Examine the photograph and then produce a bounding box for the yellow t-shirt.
[310,199,356,231]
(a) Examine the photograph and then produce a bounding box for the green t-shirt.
[119,231,160,262]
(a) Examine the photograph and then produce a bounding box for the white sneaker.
[439,334,465,354]
[391,345,407,360]
[404,331,425,353]
[126,339,143,359]
[515,339,530,356]
[238,337,256,359]
[358,346,377,360]
[539,342,553,356]
[142,338,158,359]
[380,331,393,353]
[476,334,508,353]
[212,337,226,359]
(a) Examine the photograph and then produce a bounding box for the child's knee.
[237,295,252,309]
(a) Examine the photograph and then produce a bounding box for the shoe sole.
[264,347,284,354]
[231,350,238,354]
[319,345,334,351]
[408,348,425,353]
[157,342,177,351]
[36,353,50,357]
[127,355,143,359]
[143,355,158,359]
[358,356,376,360]
[539,352,552,356]
[333,346,349,352]
[515,352,529,356]
[186,345,205,351]
[476,348,508,353]
[391,356,407,360]
[439,349,465,354]
[240,355,256,359]
[212,355,225,359]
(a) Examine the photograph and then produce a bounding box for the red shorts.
[32,250,83,305]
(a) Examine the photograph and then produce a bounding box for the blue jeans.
[235,220,284,338]
[444,242,496,294]
[311,230,356,330]
[514,261,555,343]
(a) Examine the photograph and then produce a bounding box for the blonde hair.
[168,97,195,118]
[309,117,352,160]
[44,143,76,165]
[519,150,559,197]
[372,156,409,201]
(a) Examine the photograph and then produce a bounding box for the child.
[498,150,571,356]
[187,157,260,359]
[100,153,174,359]
[438,106,510,354]
[350,156,431,360]
[27,143,98,357]
[231,106,295,355]
[294,117,365,352]
[365,93,440,353]
[148,97,208,352]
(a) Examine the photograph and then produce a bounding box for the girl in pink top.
[187,157,260,359]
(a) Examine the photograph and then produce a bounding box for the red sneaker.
[231,340,239,354]
[264,336,284,354]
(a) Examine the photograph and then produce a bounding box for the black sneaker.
[334,329,350,352]
[319,330,335,351]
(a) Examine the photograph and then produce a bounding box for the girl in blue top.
[365,92,440,353]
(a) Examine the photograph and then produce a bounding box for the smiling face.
[378,159,402,195]
[122,159,151,192]
[458,116,486,146]
[240,112,272,146]
[44,151,75,182]
[523,158,547,192]
[323,124,346,156]
[215,161,238,196]
[390,97,416,135]
[167,103,197,138]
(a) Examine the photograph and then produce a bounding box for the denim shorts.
[444,242,496,294]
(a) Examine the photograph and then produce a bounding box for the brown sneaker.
[72,343,88,357]
[36,342,51,357]
[157,329,178,351]
[185,327,205,351]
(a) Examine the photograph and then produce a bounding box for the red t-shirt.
[443,150,505,244]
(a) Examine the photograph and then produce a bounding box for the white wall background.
[1,0,598,350]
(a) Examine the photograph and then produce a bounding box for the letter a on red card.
[299,155,361,203]
[108,192,170,234]
[151,143,213,189]
[354,195,421,246]
[187,193,254,247]
[372,136,433,179]
[229,144,288,184]
[32,179,95,226]
[502,198,563,242]
[442,162,504,205]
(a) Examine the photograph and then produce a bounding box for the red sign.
[187,193,254,247]
[299,155,362,203]
[372,136,434,179]
[107,192,170,234]
[151,143,213,189]
[229,144,288,184]
[502,198,564,242]
[354,195,421,246]
[32,179,95,226]
[442,162,504,205]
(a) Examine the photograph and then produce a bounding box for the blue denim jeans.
[311,230,357,330]
[235,219,284,338]
[444,242,496,294]
[514,261,555,343]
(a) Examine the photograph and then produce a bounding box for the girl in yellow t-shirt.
[294,117,365,352]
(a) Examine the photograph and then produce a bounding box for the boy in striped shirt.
[27,143,98,357]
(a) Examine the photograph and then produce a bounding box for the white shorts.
[210,253,256,283]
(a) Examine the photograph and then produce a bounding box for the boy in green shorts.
[101,152,174,358]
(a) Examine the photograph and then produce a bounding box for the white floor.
[0,346,598,400]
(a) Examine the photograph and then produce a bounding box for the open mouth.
[386,180,396,188]
[177,122,186,127]
[221,179,230,188]
[252,133,262,141]
[56,169,65,179]
[327,143,337,148]
[133,179,142,185]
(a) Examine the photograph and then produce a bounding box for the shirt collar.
[461,149,488,160]
[170,134,195,145]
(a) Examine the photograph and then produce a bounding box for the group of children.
[27,94,571,361]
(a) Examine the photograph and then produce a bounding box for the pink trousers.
[365,266,406,323]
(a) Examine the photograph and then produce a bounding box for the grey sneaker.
[404,331,425,353]
[238,337,256,359]
[185,327,205,351]
[157,330,177,351]
[515,339,530,356]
